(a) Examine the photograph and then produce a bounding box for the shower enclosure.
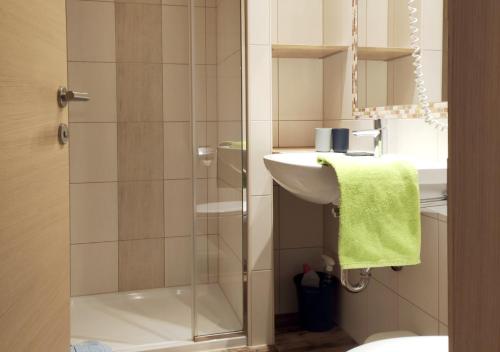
[66,0,246,350]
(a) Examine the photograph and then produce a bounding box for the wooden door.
[449,1,500,351]
[0,1,70,351]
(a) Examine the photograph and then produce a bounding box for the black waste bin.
[293,272,339,332]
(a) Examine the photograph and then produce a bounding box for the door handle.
[57,86,90,108]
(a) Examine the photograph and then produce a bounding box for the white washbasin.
[263,152,447,205]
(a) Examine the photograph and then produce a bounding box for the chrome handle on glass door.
[57,86,90,108]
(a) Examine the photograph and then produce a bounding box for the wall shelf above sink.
[272,44,349,59]
[358,47,413,61]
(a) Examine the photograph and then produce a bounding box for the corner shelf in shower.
[272,44,349,59]
[358,47,413,61]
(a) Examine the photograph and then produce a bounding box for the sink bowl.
[263,152,447,205]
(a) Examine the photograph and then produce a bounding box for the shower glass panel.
[191,0,246,339]
[66,0,245,349]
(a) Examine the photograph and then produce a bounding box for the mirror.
[352,0,448,117]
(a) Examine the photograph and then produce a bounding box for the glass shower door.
[190,0,246,340]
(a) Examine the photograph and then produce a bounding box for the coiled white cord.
[408,0,448,131]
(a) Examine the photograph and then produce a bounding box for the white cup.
[315,128,332,152]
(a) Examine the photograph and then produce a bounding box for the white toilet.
[348,335,448,352]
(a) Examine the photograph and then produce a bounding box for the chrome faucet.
[352,118,385,157]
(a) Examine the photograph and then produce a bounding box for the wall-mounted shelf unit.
[272,44,349,59]
[358,47,413,61]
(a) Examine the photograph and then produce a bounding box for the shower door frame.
[190,0,248,343]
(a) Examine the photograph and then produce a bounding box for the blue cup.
[332,128,349,153]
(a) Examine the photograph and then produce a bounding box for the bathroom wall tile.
[398,215,439,318]
[71,242,118,296]
[67,0,116,62]
[162,5,189,64]
[165,179,193,237]
[398,297,439,335]
[165,236,192,286]
[118,181,164,240]
[385,118,439,159]
[438,220,448,325]
[277,0,323,45]
[119,238,165,291]
[218,186,243,260]
[366,61,388,107]
[195,235,209,283]
[372,268,398,292]
[162,0,188,4]
[274,250,280,314]
[388,0,418,48]
[421,0,443,51]
[193,65,207,122]
[68,62,117,123]
[357,0,367,47]
[272,59,279,121]
[217,52,242,122]
[163,64,190,122]
[117,122,164,181]
[248,121,273,196]
[206,8,217,65]
[248,45,272,122]
[116,0,160,3]
[323,204,339,257]
[70,183,118,244]
[273,185,280,250]
[216,0,241,62]
[272,121,279,148]
[208,234,219,283]
[219,239,244,322]
[217,123,244,188]
[439,323,448,336]
[117,63,163,122]
[338,278,399,344]
[366,0,388,47]
[391,55,416,105]
[437,122,448,159]
[249,195,273,271]
[323,119,375,151]
[194,178,209,236]
[278,121,323,148]
[206,66,217,122]
[69,123,117,183]
[279,188,323,249]
[248,0,270,45]
[323,0,352,46]
[422,50,443,103]
[323,50,352,119]
[357,61,367,108]
[192,6,206,65]
[219,213,243,261]
[278,59,323,121]
[250,270,275,346]
[164,122,192,179]
[271,0,278,44]
[278,247,323,314]
[115,3,162,63]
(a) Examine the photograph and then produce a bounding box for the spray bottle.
[321,255,336,285]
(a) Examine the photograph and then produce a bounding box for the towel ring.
[340,268,371,293]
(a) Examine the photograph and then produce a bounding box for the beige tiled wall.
[67,0,219,296]
[247,0,275,347]
[273,185,324,314]
[323,209,448,343]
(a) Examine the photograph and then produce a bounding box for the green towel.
[318,155,421,269]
